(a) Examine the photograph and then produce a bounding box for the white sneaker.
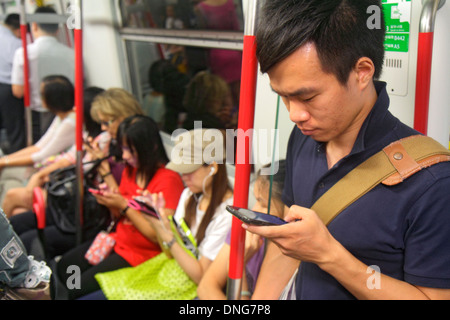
[22,256,52,289]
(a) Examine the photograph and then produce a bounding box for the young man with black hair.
[244,0,450,300]
[11,6,74,143]
[0,13,26,154]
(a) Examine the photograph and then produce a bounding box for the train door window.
[118,0,244,32]
[123,39,242,134]
[118,1,245,135]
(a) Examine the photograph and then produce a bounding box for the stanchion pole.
[71,0,84,245]
[227,0,259,301]
[19,0,32,146]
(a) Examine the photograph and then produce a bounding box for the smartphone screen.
[226,206,287,226]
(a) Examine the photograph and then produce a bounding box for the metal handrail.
[420,0,446,32]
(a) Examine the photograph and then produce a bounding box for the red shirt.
[111,166,184,266]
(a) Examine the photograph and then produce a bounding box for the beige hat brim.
[166,161,203,175]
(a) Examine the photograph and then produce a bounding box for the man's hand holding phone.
[241,205,341,267]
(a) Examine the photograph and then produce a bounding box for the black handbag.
[45,158,111,235]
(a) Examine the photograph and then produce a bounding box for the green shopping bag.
[95,217,198,300]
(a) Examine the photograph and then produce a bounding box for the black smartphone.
[226,206,287,226]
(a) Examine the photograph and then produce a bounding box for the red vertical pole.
[414,0,446,135]
[414,32,433,135]
[20,0,32,146]
[73,0,84,245]
[227,0,259,300]
[74,13,84,153]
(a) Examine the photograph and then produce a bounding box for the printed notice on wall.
[382,0,412,52]
[379,0,412,97]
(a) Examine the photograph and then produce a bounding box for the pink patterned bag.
[85,231,116,265]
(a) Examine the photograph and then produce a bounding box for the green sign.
[382,0,411,52]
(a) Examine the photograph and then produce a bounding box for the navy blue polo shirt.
[282,81,450,300]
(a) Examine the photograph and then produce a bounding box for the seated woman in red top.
[55,115,184,300]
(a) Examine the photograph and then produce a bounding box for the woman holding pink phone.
[81,128,234,300]
[55,115,184,300]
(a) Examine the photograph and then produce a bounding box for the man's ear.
[354,57,375,90]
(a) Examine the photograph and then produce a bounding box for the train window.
[124,39,242,135]
[118,1,245,135]
[118,0,244,32]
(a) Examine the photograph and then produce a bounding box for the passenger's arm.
[148,210,211,285]
[0,145,40,169]
[92,192,161,243]
[84,139,119,191]
[197,244,230,300]
[251,240,299,300]
[245,205,450,300]
[31,117,75,164]
[319,239,450,300]
[97,159,119,191]
[26,158,73,190]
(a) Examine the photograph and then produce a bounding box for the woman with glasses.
[9,87,145,267]
[87,88,144,191]
[80,128,233,300]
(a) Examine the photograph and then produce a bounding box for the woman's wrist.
[0,155,10,167]
[120,205,129,217]
[162,236,176,250]
[98,160,110,175]
[101,171,112,179]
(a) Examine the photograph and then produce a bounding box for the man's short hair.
[5,13,20,30]
[256,0,386,85]
[35,6,59,34]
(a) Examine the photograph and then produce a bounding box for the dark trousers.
[55,241,130,300]
[10,210,78,262]
[32,110,55,144]
[10,210,126,300]
[0,83,26,154]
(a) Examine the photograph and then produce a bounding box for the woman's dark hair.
[84,87,104,138]
[149,59,172,93]
[148,59,189,133]
[117,115,169,187]
[256,0,386,84]
[41,75,74,113]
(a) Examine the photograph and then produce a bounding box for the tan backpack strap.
[382,135,450,185]
[311,135,450,226]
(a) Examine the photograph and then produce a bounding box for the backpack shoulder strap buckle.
[382,135,450,186]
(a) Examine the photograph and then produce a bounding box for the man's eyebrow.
[270,86,317,97]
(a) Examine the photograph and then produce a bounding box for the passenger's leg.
[0,83,26,154]
[56,242,130,300]
[2,187,33,217]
